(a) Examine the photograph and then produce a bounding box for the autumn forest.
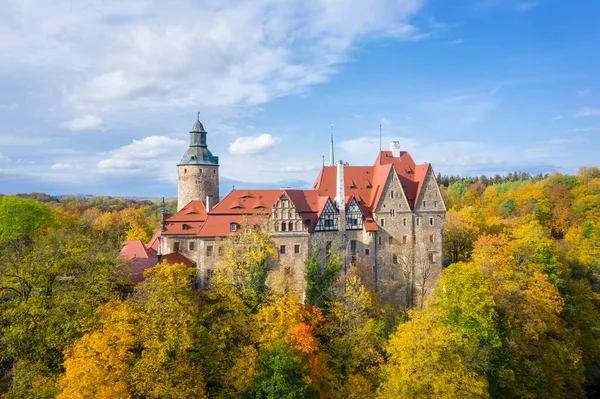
[1,167,599,398]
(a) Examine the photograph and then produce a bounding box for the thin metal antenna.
[197,111,200,121]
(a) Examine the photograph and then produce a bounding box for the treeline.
[1,165,600,398]
[437,171,549,187]
[1,192,177,221]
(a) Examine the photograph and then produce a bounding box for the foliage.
[0,196,53,245]
[304,246,342,310]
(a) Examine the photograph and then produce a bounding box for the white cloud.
[515,2,538,13]
[97,136,187,180]
[447,39,465,45]
[0,103,18,111]
[61,114,103,131]
[229,133,281,155]
[51,162,80,170]
[0,0,427,116]
[551,115,563,121]
[574,107,600,118]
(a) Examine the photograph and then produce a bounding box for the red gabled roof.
[162,200,208,236]
[162,150,429,238]
[146,230,160,252]
[121,240,155,259]
[196,214,270,237]
[128,253,195,284]
[166,201,207,221]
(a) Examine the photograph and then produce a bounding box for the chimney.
[336,160,345,210]
[206,195,211,212]
[390,141,400,158]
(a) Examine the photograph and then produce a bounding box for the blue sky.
[0,0,599,197]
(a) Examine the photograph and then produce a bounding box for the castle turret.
[177,113,219,211]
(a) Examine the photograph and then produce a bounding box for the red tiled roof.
[166,201,207,221]
[121,240,155,259]
[147,230,160,252]
[197,214,270,237]
[128,253,195,284]
[163,150,429,238]
[163,201,208,236]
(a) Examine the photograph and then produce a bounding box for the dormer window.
[230,223,237,232]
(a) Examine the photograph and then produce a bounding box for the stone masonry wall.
[177,164,219,211]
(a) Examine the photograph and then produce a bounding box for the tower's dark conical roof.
[178,114,218,166]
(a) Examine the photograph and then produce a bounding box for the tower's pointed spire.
[329,124,335,166]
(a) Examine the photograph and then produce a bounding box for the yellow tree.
[129,262,206,399]
[378,307,489,399]
[443,208,481,263]
[212,224,277,307]
[58,301,136,399]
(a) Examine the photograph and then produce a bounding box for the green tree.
[0,196,53,245]
[248,341,317,399]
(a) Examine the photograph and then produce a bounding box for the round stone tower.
[177,114,219,211]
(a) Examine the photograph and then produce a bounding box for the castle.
[158,115,446,302]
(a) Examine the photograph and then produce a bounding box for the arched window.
[288,222,293,231]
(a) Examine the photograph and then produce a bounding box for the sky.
[0,0,599,197]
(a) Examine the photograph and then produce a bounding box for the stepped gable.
[163,200,207,236]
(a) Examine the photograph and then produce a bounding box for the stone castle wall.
[177,164,219,211]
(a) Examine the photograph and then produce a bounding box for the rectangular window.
[429,252,435,263]
[206,245,213,257]
[230,223,237,232]
[392,255,398,264]
[350,240,357,253]
[365,248,370,256]
[391,273,396,281]
[189,241,195,251]
[206,269,214,282]
[402,235,407,244]
[429,217,434,226]
[288,222,293,231]
[173,242,180,252]
[325,219,333,227]
[378,236,382,245]
[281,222,286,231]
[429,234,434,243]
[305,219,311,227]
[218,246,224,256]
[380,218,385,227]
[422,200,427,208]
[280,245,286,254]
[294,244,300,254]
[390,190,394,199]
[402,217,407,226]
[389,209,395,217]
[434,200,438,208]
[416,217,421,226]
